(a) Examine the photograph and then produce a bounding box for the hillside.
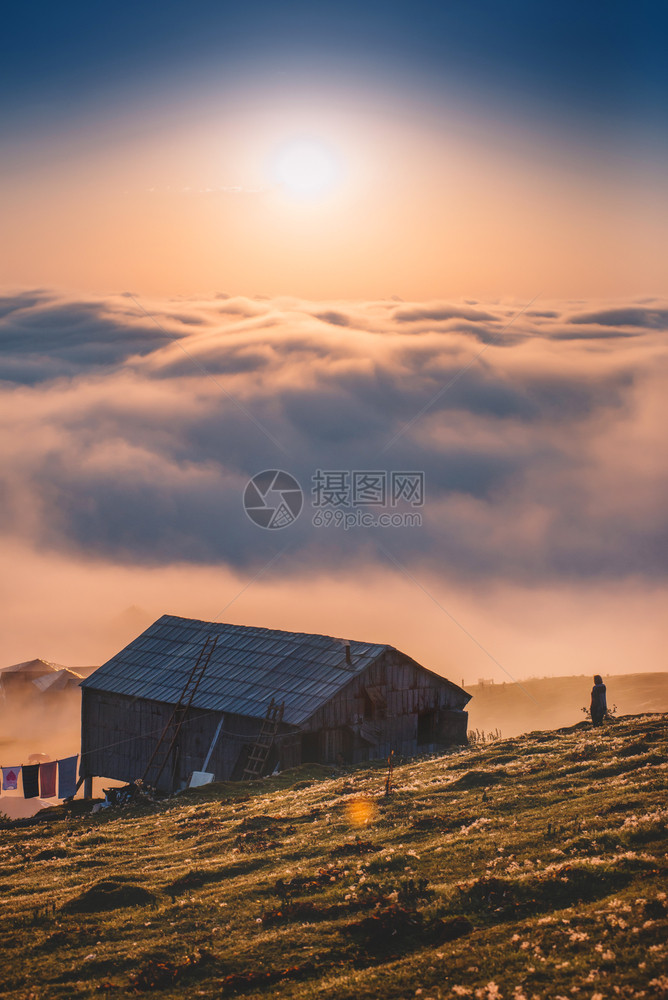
[465,672,668,738]
[1,713,666,999]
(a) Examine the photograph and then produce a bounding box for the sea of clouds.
[1,289,665,586]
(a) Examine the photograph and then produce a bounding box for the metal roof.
[81,615,394,726]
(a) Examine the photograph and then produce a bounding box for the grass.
[0,713,666,999]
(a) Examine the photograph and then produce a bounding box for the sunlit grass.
[0,714,666,998]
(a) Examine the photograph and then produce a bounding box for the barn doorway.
[417,709,436,745]
[301,731,319,763]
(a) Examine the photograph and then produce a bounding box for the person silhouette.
[590,674,607,727]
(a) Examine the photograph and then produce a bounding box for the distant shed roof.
[1,658,68,676]
[82,615,468,726]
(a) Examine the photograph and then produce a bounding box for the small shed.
[0,658,86,704]
[80,615,470,792]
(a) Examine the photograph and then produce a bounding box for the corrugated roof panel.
[81,614,469,724]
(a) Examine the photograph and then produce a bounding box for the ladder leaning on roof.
[242,698,284,780]
[141,634,218,792]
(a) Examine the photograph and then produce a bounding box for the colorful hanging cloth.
[22,763,40,799]
[57,755,78,800]
[2,766,21,791]
[39,761,57,798]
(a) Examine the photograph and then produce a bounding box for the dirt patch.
[450,769,508,790]
[234,830,282,852]
[618,742,651,758]
[458,865,633,920]
[261,900,338,925]
[432,915,474,942]
[33,847,69,861]
[217,961,317,993]
[165,867,231,896]
[411,812,477,832]
[126,948,214,991]
[348,903,423,954]
[330,837,379,857]
[63,878,157,913]
[275,865,347,898]
[234,814,295,831]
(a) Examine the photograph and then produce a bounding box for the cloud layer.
[1,289,666,589]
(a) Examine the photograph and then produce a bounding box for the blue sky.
[2,1,667,148]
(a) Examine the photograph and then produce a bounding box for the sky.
[1,2,667,687]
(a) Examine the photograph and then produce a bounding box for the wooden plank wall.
[298,650,468,763]
[81,690,297,790]
[81,651,468,784]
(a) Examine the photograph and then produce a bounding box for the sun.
[271,137,340,199]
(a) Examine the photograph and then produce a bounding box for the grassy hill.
[1,713,667,999]
[465,672,668,738]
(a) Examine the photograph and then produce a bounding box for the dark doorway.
[417,710,436,745]
[301,731,320,763]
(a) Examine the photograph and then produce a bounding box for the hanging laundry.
[22,763,40,799]
[2,766,21,791]
[58,755,78,800]
[39,761,57,798]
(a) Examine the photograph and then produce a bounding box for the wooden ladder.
[142,634,218,791]
[242,698,284,780]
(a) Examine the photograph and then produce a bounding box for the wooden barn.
[80,615,470,793]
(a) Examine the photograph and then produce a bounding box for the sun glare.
[272,138,340,198]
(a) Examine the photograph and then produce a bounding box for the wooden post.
[83,776,93,800]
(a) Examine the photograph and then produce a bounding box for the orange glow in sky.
[2,90,667,300]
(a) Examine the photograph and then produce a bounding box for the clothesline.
[1,757,78,800]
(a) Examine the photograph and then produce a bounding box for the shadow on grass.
[454,864,634,921]
[165,857,270,895]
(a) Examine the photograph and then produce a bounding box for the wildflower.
[485,984,503,1000]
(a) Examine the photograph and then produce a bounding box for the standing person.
[590,675,608,727]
